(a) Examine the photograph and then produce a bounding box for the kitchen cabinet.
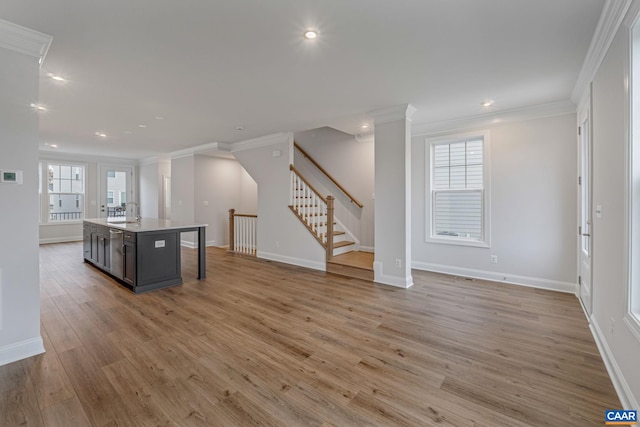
[83,223,109,270]
[122,231,136,286]
[83,218,207,294]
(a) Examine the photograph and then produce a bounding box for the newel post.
[229,209,235,252]
[326,196,335,261]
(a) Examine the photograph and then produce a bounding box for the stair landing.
[327,251,374,281]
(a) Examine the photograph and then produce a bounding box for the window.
[42,162,85,223]
[107,191,114,204]
[427,131,490,247]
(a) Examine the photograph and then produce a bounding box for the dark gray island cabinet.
[83,218,207,293]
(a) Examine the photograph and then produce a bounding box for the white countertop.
[84,217,207,232]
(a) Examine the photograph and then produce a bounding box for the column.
[371,104,416,288]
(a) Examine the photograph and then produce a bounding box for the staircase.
[288,165,356,258]
[289,154,374,281]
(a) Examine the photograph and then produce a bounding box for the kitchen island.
[83,218,207,293]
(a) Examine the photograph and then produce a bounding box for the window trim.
[425,130,491,248]
[40,160,87,225]
[627,14,640,338]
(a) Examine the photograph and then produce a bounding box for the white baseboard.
[39,236,83,244]
[412,261,577,294]
[180,239,222,248]
[0,336,45,367]
[257,251,325,271]
[590,316,639,410]
[359,246,374,253]
[373,261,414,288]
[180,239,197,249]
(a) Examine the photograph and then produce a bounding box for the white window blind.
[431,138,485,241]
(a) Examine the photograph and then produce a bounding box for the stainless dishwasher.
[109,229,124,280]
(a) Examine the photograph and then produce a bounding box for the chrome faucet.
[126,202,141,223]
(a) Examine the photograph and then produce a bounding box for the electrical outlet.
[490,255,498,264]
[203,200,209,206]
[395,259,401,268]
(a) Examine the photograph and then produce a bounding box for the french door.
[98,165,134,219]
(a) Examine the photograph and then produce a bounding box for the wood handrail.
[234,214,258,218]
[289,164,327,204]
[294,142,364,208]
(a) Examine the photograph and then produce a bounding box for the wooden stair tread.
[333,240,354,248]
[333,231,345,236]
[328,251,374,270]
[327,250,374,281]
[327,260,372,271]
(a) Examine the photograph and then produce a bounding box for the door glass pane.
[106,170,128,217]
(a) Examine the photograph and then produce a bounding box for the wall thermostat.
[0,170,23,184]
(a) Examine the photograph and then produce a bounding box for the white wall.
[412,113,578,292]
[139,161,159,218]
[170,154,256,247]
[239,166,258,214]
[0,46,44,364]
[588,19,640,409]
[171,155,196,245]
[194,155,257,247]
[232,133,326,270]
[294,127,375,250]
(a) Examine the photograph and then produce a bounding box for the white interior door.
[578,99,593,316]
[98,165,133,219]
[162,175,171,220]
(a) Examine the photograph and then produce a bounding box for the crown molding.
[369,104,416,124]
[39,150,137,165]
[229,132,292,152]
[571,0,633,103]
[138,156,161,166]
[0,19,52,67]
[411,100,576,136]
[168,142,231,160]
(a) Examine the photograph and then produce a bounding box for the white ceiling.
[0,0,604,159]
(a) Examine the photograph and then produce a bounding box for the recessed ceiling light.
[304,30,318,40]
[30,103,46,111]
[50,144,58,148]
[95,132,107,138]
[155,116,164,120]
[138,124,147,128]
[124,130,132,134]
[361,124,369,129]
[481,100,494,108]
[48,73,66,82]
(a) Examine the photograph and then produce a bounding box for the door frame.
[577,88,593,316]
[97,164,136,219]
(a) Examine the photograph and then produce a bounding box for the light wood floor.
[0,242,619,426]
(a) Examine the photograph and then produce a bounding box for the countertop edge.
[83,218,207,233]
